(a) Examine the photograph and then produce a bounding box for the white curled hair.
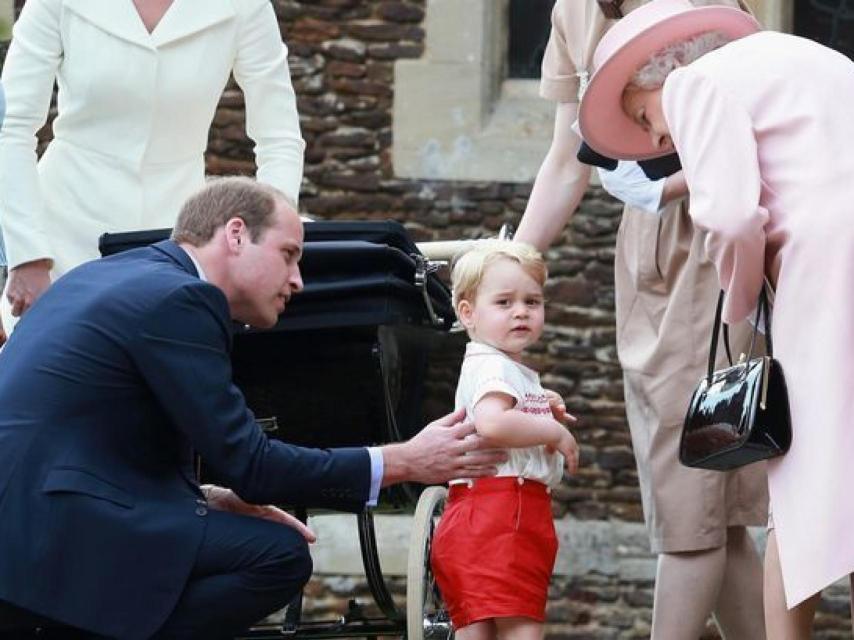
[631,31,732,89]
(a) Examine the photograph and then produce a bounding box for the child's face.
[458,258,545,360]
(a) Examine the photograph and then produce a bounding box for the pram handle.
[414,240,478,262]
[415,224,514,262]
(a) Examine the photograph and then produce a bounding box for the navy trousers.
[152,509,312,639]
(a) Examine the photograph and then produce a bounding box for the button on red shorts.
[430,477,558,629]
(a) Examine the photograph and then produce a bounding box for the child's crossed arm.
[472,392,579,475]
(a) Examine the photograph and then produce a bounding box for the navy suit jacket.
[0,241,370,639]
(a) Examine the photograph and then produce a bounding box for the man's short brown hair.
[171,177,293,246]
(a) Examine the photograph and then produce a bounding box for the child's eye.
[496,299,510,307]
[526,298,543,307]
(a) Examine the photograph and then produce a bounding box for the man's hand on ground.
[381,407,508,487]
[202,484,316,543]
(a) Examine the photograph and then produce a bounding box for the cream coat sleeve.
[662,67,768,323]
[234,1,305,206]
[0,0,62,269]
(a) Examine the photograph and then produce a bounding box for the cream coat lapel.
[64,0,152,49]
[62,0,239,50]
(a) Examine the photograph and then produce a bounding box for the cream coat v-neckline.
[131,0,176,37]
[64,0,237,49]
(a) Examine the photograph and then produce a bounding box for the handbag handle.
[707,287,772,383]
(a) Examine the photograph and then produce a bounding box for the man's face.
[622,85,673,154]
[230,200,304,328]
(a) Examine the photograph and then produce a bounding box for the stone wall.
[295,515,851,640]
[301,571,854,640]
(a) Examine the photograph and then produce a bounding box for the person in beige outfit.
[514,1,768,638]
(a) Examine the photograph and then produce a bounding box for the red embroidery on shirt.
[520,393,551,415]
[521,406,552,415]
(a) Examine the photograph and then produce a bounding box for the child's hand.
[544,389,577,425]
[553,430,580,476]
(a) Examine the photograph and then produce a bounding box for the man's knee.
[288,537,313,588]
[254,530,313,594]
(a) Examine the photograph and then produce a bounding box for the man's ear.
[224,217,246,253]
[457,299,475,330]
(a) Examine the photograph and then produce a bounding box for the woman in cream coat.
[0,0,304,325]
[580,0,854,636]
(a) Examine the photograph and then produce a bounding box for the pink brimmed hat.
[578,0,760,160]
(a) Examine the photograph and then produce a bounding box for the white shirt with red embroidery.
[453,341,564,487]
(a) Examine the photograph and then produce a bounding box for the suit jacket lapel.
[63,0,237,50]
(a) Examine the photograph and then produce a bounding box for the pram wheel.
[406,486,453,640]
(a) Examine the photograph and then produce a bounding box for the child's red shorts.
[430,476,558,629]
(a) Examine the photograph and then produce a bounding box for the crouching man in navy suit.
[0,177,505,639]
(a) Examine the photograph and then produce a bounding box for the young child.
[431,239,579,640]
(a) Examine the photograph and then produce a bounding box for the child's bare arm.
[473,393,579,474]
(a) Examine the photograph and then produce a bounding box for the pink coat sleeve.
[662,67,768,323]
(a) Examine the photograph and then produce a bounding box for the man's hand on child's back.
[380,408,509,487]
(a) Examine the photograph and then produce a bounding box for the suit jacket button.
[196,506,208,516]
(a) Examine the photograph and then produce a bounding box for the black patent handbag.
[679,287,792,471]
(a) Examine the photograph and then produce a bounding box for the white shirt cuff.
[597,160,666,214]
[367,446,384,507]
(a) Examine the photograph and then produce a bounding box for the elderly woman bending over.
[579,0,854,637]
[516,2,769,639]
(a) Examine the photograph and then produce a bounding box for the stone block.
[290,17,341,43]
[423,0,487,63]
[377,1,425,23]
[326,61,366,78]
[346,21,423,43]
[322,37,367,62]
[367,41,424,60]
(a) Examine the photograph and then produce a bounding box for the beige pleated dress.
[541,0,768,553]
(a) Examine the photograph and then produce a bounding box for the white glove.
[597,160,666,214]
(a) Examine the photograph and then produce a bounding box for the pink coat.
[663,31,854,607]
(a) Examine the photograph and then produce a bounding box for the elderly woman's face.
[622,85,673,154]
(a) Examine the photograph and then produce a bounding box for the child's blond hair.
[451,239,547,310]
